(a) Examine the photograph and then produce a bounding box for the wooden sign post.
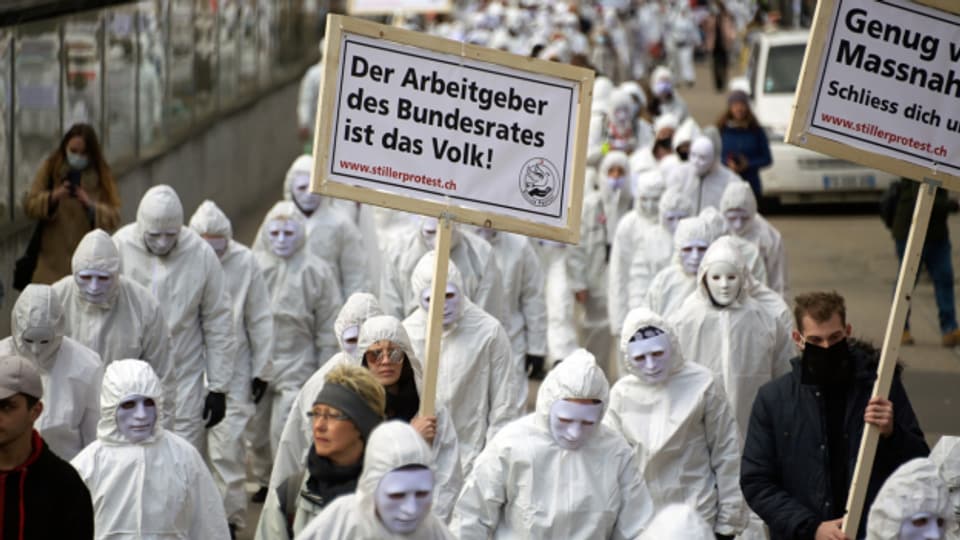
[309,15,593,420]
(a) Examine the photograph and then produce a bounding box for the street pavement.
[231,61,959,537]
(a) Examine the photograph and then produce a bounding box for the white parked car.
[735,30,898,204]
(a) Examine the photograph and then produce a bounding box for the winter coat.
[719,125,772,193]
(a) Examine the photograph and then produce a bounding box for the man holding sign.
[740,292,928,539]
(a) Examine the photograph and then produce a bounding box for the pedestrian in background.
[717,90,772,201]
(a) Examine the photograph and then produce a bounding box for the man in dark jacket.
[0,355,93,538]
[741,291,928,540]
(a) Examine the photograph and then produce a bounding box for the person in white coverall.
[53,229,176,423]
[700,206,768,286]
[627,189,696,316]
[608,169,666,337]
[644,215,713,318]
[605,307,747,538]
[250,201,343,496]
[930,436,960,539]
[253,155,371,299]
[71,359,230,540]
[295,421,454,539]
[616,81,655,152]
[667,135,740,213]
[189,200,275,532]
[720,180,789,296]
[475,227,548,382]
[269,293,384,498]
[450,348,655,539]
[669,242,792,440]
[297,40,323,143]
[667,5,702,88]
[0,285,101,460]
[606,88,641,154]
[867,458,953,540]
[403,252,522,475]
[113,185,234,450]
[650,65,688,123]
[639,504,717,540]
[382,217,504,325]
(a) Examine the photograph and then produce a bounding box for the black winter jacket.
[740,340,928,540]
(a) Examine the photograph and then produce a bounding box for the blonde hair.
[324,364,387,418]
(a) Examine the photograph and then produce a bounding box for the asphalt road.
[230,61,959,538]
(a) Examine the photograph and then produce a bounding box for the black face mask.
[800,339,854,387]
[677,149,689,161]
[654,138,672,151]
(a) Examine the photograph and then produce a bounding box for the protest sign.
[348,0,452,15]
[311,15,593,244]
[787,0,960,191]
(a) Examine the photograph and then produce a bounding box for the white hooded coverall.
[403,252,522,475]
[250,201,343,486]
[113,185,236,451]
[665,147,740,214]
[53,229,176,425]
[643,216,713,318]
[866,458,954,540]
[669,242,791,440]
[0,285,101,461]
[639,504,716,540]
[931,436,960,539]
[71,359,230,540]
[189,200,275,528]
[450,349,655,539]
[720,181,789,296]
[295,421,454,539]
[605,307,747,536]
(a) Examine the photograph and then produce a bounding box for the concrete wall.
[0,79,302,336]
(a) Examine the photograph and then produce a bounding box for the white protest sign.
[787,0,960,190]
[348,0,451,15]
[311,15,592,243]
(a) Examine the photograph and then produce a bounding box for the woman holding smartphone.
[23,123,121,284]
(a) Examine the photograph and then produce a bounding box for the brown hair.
[47,123,120,208]
[716,105,761,131]
[793,291,847,332]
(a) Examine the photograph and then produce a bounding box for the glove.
[251,378,268,404]
[203,391,227,428]
[525,355,546,380]
[715,534,735,540]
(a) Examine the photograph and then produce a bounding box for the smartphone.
[67,170,81,196]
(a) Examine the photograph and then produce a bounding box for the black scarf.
[386,361,420,422]
[304,452,362,508]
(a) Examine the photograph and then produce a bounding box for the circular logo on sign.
[519,158,560,208]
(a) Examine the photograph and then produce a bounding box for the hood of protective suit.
[634,170,666,218]
[653,113,678,136]
[606,89,636,125]
[651,65,673,87]
[71,229,122,306]
[355,421,436,536]
[639,504,714,540]
[695,242,748,307]
[599,151,630,196]
[358,315,423,394]
[618,81,646,113]
[259,201,308,255]
[535,348,610,421]
[283,154,322,204]
[658,189,695,230]
[720,181,758,233]
[188,199,234,241]
[136,185,184,234]
[335,293,385,356]
[97,359,166,445]
[673,216,711,253]
[11,285,65,372]
[619,307,686,380]
[931,436,960,488]
[672,117,700,152]
[416,217,463,251]
[699,206,727,242]
[409,251,467,319]
[867,458,953,539]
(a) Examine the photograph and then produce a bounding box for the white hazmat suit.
[639,504,716,540]
[113,185,235,450]
[644,216,713,318]
[667,135,740,213]
[189,200,275,529]
[451,349,655,539]
[605,307,746,536]
[720,181,789,296]
[0,285,101,460]
[295,421,454,539]
[867,458,954,540]
[71,359,230,539]
[931,436,960,539]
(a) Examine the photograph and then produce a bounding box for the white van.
[737,30,898,204]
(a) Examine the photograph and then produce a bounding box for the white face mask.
[143,230,179,256]
[607,173,625,191]
[705,260,741,307]
[419,284,462,327]
[724,209,752,234]
[662,211,689,234]
[474,226,497,243]
[948,485,960,525]
[291,172,322,213]
[374,468,435,534]
[341,325,360,356]
[627,333,672,384]
[639,195,661,218]
[690,139,715,176]
[679,241,709,275]
[420,218,438,248]
[654,80,672,97]
[203,236,229,258]
[898,512,945,540]
[19,326,58,365]
[267,219,302,258]
[75,269,114,304]
[116,394,158,443]
[548,399,604,450]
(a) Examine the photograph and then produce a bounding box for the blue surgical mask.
[66,151,89,171]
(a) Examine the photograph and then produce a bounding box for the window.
[104,6,138,164]
[763,43,806,95]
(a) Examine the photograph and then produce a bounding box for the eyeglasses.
[306,408,350,423]
[364,347,405,366]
